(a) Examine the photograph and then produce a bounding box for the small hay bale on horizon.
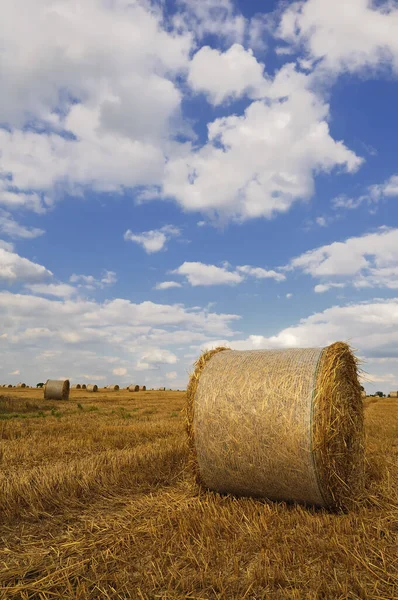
[86,384,98,392]
[128,385,140,392]
[106,384,120,391]
[186,342,364,511]
[139,385,146,391]
[71,384,82,390]
[16,382,26,388]
[44,379,70,401]
[388,391,398,397]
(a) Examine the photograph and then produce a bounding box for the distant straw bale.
[128,385,140,392]
[139,386,146,391]
[16,383,26,388]
[106,384,120,391]
[86,384,98,392]
[44,379,70,401]
[71,384,82,390]
[389,391,398,398]
[361,390,366,398]
[186,342,364,510]
[81,384,87,389]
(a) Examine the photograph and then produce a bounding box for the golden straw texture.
[44,379,70,401]
[86,385,98,392]
[186,343,364,510]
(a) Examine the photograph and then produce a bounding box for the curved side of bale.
[86,384,98,392]
[81,384,87,389]
[44,379,70,401]
[186,343,364,510]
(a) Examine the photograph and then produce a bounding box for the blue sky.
[1,0,398,392]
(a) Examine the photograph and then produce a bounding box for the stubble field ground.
[0,388,397,599]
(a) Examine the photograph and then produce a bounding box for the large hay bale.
[106,384,120,391]
[86,384,98,392]
[44,379,70,401]
[128,385,139,392]
[186,342,364,510]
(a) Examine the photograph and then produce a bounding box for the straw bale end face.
[44,379,70,401]
[186,343,364,511]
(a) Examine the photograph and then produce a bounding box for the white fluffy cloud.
[113,367,127,377]
[124,225,180,254]
[0,289,239,383]
[288,227,398,290]
[155,281,183,290]
[166,371,178,380]
[140,349,178,366]
[0,209,45,239]
[25,283,76,298]
[188,44,268,105]
[175,0,245,43]
[236,265,286,282]
[202,298,398,358]
[173,262,244,286]
[173,261,287,286]
[0,0,191,210]
[278,0,398,75]
[164,64,361,222]
[69,271,117,290]
[0,247,52,283]
[333,174,398,211]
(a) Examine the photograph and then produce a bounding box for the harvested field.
[0,389,396,599]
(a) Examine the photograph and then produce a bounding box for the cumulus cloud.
[173,261,286,286]
[333,174,398,211]
[188,44,268,105]
[25,283,76,298]
[288,227,398,290]
[0,209,45,239]
[236,265,286,282]
[113,367,127,376]
[124,225,180,254]
[202,298,398,359]
[278,0,398,75]
[166,371,178,380]
[0,0,190,210]
[175,0,246,43]
[0,290,239,383]
[0,247,52,283]
[155,281,183,290]
[173,262,244,286]
[69,271,117,290]
[163,64,361,222]
[140,349,178,366]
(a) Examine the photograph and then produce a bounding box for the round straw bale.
[128,385,139,392]
[106,384,120,391]
[71,384,82,390]
[44,379,70,401]
[86,384,98,392]
[186,343,364,510]
[139,385,146,391]
[81,384,87,389]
